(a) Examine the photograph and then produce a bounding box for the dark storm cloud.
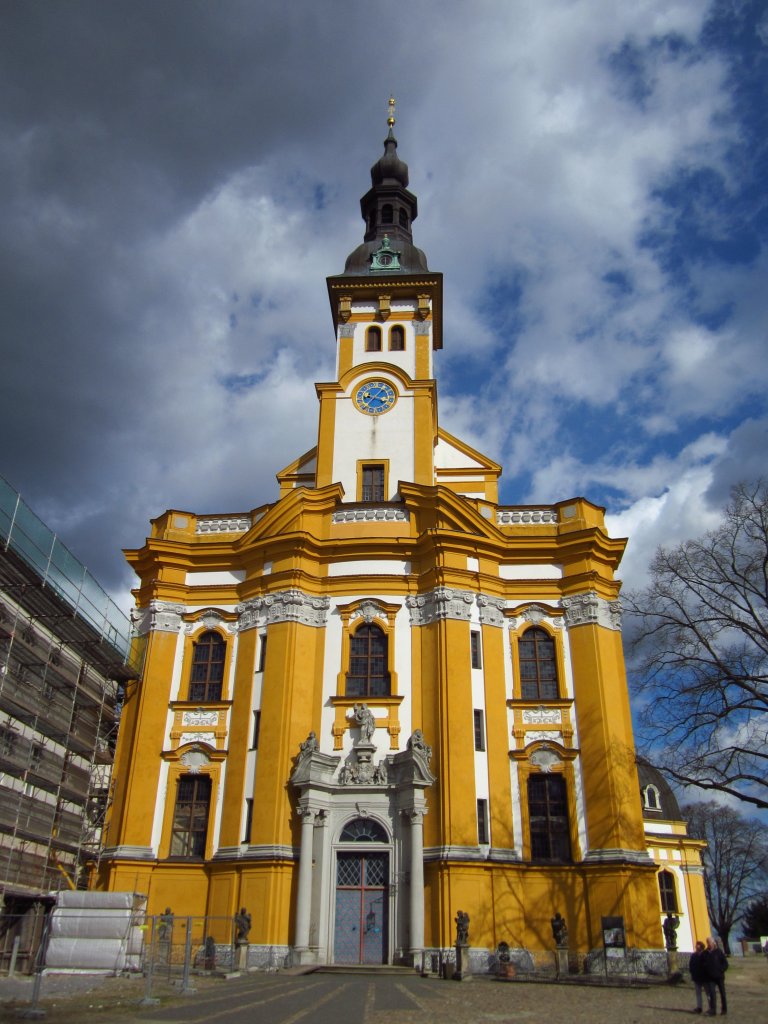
[1,0,766,600]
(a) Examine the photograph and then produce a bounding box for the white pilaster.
[294,807,316,962]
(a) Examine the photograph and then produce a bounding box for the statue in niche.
[551,911,568,948]
[352,703,376,743]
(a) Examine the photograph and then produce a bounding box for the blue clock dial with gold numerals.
[354,380,397,415]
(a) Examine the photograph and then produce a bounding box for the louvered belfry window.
[347,624,390,697]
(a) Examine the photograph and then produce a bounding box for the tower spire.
[340,98,429,275]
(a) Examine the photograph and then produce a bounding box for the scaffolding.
[0,475,139,969]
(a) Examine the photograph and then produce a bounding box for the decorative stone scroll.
[338,324,356,337]
[406,588,474,625]
[236,591,330,630]
[507,603,562,631]
[477,594,506,628]
[196,517,251,534]
[235,598,263,633]
[180,747,211,773]
[562,592,622,631]
[525,730,563,744]
[413,321,431,336]
[179,731,216,747]
[522,706,562,725]
[529,747,561,773]
[181,710,219,727]
[184,608,237,634]
[131,601,185,636]
[350,600,388,624]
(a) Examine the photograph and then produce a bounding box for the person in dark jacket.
[689,940,714,1014]
[704,936,728,1015]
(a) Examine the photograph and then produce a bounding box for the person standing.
[689,940,714,1015]
[704,936,728,1016]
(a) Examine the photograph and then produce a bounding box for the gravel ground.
[0,958,765,1024]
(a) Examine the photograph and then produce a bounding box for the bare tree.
[625,481,768,810]
[740,895,768,941]
[683,802,768,954]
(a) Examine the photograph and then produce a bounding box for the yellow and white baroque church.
[98,107,709,967]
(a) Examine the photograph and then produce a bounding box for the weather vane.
[387,95,396,129]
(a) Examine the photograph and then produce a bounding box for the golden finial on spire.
[387,95,396,129]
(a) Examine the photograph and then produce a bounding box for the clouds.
[0,0,766,602]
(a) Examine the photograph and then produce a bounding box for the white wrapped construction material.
[45,937,133,971]
[57,891,145,911]
[49,908,135,939]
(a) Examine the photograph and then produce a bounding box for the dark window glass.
[658,870,678,913]
[390,326,405,351]
[361,465,385,502]
[477,799,489,844]
[528,774,571,862]
[474,709,485,751]
[644,785,660,810]
[243,798,253,844]
[471,630,482,669]
[398,208,408,228]
[251,710,261,750]
[189,631,225,701]
[519,628,558,699]
[339,818,388,842]
[346,624,390,697]
[366,326,382,351]
[257,635,267,673]
[381,204,393,225]
[170,775,211,858]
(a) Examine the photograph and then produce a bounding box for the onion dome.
[370,127,410,187]
[342,97,429,276]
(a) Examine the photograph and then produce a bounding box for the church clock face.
[353,380,397,416]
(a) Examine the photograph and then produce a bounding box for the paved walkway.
[1,960,766,1024]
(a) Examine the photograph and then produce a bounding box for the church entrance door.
[334,851,388,963]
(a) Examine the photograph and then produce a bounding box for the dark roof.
[637,759,683,821]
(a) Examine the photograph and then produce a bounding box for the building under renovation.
[0,475,138,970]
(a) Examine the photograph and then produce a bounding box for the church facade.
[98,108,705,965]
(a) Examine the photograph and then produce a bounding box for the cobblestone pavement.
[1,960,766,1024]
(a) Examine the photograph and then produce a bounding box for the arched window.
[389,325,405,351]
[381,204,393,225]
[519,627,558,699]
[170,774,211,858]
[366,326,382,352]
[643,785,661,811]
[528,774,571,862]
[398,208,408,228]
[658,869,678,913]
[340,818,388,842]
[347,624,390,697]
[188,631,225,701]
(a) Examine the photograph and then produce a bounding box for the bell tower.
[316,99,444,500]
